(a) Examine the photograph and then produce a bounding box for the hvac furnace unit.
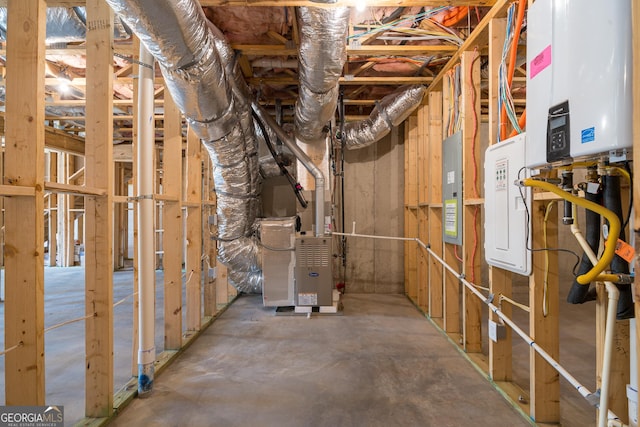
[261,217,296,307]
[525,0,632,168]
[294,236,333,307]
[484,133,531,275]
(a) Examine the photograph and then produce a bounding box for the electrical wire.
[498,3,522,142]
[467,47,481,282]
[348,7,451,41]
[543,200,555,317]
[517,168,582,279]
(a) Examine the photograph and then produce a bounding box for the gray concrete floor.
[0,267,167,426]
[109,293,531,427]
[0,266,603,426]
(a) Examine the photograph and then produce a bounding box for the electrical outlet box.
[488,319,507,343]
[484,133,531,275]
[442,132,463,245]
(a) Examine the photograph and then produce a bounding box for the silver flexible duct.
[343,85,426,150]
[294,6,349,144]
[0,7,130,43]
[106,0,262,293]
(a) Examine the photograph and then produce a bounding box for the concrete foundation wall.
[341,126,405,293]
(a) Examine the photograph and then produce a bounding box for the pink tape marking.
[530,45,552,79]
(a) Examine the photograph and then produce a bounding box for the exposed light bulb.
[356,0,366,12]
[58,81,70,95]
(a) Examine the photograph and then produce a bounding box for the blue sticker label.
[581,127,595,144]
[309,272,319,278]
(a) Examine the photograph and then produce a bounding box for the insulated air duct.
[106,0,263,293]
[295,6,349,144]
[0,7,131,43]
[343,85,426,149]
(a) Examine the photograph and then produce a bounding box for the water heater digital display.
[546,101,570,163]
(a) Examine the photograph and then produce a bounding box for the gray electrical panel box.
[261,217,296,307]
[294,236,333,306]
[442,131,463,245]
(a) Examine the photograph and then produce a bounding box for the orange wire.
[499,0,527,141]
[508,108,527,138]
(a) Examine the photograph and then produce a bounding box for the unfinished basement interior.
[0,0,639,426]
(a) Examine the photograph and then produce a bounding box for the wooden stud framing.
[84,0,114,417]
[632,0,640,406]
[4,0,46,405]
[416,105,429,312]
[185,127,203,332]
[461,50,482,353]
[427,91,444,321]
[487,15,514,381]
[203,158,217,317]
[528,200,560,423]
[162,90,183,349]
[404,115,419,300]
[48,152,58,267]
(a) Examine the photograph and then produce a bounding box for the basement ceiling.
[0,1,507,145]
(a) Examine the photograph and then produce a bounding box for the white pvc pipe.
[570,207,620,427]
[333,230,625,425]
[137,45,156,396]
[251,102,326,236]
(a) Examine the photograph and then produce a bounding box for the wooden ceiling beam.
[29,1,497,6]
[249,76,433,85]
[232,44,457,57]
[0,114,85,155]
[200,1,497,6]
[428,0,510,92]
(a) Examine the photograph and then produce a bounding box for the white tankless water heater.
[525,0,633,168]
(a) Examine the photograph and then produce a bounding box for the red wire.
[468,48,481,282]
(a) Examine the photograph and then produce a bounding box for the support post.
[427,91,443,321]
[185,127,202,332]
[49,152,58,267]
[84,0,114,416]
[4,0,46,405]
[203,158,216,317]
[529,199,560,423]
[162,88,183,349]
[417,105,429,313]
[461,50,482,353]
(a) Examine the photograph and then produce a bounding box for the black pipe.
[602,174,634,320]
[339,89,347,270]
[252,110,308,209]
[566,183,600,304]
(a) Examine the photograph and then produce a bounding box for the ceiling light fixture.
[356,0,367,12]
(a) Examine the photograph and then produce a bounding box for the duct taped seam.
[295,7,349,144]
[106,0,263,293]
[343,85,426,150]
[0,7,130,43]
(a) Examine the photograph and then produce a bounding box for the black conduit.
[252,110,308,209]
[602,174,634,320]
[566,184,601,304]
